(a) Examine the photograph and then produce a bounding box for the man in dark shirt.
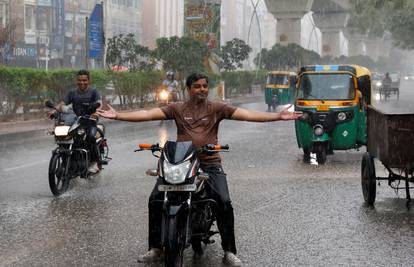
[97,73,302,266]
[55,69,102,173]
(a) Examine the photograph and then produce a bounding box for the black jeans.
[148,164,237,254]
[86,125,99,162]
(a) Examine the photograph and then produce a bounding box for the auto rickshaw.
[294,65,372,164]
[265,71,297,111]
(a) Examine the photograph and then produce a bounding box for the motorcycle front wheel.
[165,217,185,267]
[49,152,70,196]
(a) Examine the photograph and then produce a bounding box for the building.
[221,0,277,69]
[0,0,142,69]
[141,0,184,49]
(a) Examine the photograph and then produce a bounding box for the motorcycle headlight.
[159,90,169,100]
[376,81,382,87]
[337,112,347,121]
[313,124,324,136]
[163,160,191,184]
[54,126,70,136]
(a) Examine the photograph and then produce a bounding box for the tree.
[220,38,252,71]
[106,33,156,71]
[349,0,414,49]
[154,36,209,97]
[254,44,321,70]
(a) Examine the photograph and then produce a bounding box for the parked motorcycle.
[45,100,110,196]
[135,141,229,267]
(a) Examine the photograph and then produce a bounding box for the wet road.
[1,82,414,267]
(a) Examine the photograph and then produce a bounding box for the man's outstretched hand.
[279,105,303,121]
[96,104,117,119]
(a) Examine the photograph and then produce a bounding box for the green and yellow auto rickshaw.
[295,65,372,164]
[265,71,297,111]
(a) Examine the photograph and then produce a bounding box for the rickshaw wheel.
[303,148,311,163]
[361,152,376,205]
[315,144,327,164]
[267,104,272,112]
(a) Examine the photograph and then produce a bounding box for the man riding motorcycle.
[97,73,302,266]
[52,69,102,174]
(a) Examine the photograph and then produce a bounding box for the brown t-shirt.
[160,100,237,165]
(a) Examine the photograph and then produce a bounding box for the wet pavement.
[1,83,414,266]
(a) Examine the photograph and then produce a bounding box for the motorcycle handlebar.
[134,143,230,153]
[135,143,161,152]
[203,144,229,151]
[139,143,153,150]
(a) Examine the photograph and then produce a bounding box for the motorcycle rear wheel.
[49,153,69,196]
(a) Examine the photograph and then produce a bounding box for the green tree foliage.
[155,36,209,80]
[254,44,320,70]
[221,71,256,97]
[220,38,252,71]
[349,0,414,49]
[110,71,161,108]
[0,67,51,119]
[154,36,209,98]
[106,33,156,71]
[0,67,162,119]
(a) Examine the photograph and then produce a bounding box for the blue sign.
[88,4,104,59]
[51,0,65,51]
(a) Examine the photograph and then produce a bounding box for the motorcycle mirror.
[145,169,158,177]
[45,100,55,109]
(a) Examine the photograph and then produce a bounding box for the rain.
[1,1,414,266]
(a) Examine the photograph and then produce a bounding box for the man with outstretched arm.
[97,73,302,266]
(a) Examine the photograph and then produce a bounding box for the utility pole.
[85,16,89,69]
[102,1,107,69]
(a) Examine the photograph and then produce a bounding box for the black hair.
[77,69,90,80]
[186,73,208,88]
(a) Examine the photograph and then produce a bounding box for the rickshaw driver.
[97,73,303,266]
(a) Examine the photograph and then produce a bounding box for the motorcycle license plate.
[158,184,196,192]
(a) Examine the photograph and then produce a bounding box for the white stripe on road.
[3,160,49,172]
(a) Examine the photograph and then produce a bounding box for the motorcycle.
[135,141,229,267]
[156,85,179,107]
[45,100,110,196]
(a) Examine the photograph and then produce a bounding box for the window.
[267,74,289,85]
[25,5,36,31]
[298,74,356,100]
[37,7,50,31]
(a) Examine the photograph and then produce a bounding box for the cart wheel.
[361,152,376,205]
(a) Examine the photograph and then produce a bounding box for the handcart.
[361,105,414,206]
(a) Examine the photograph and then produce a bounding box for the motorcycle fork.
[54,145,72,179]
